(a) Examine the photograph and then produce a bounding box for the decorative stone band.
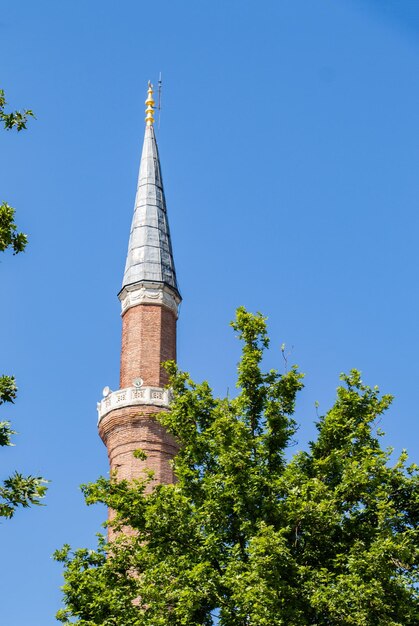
[118,282,181,317]
[97,385,172,424]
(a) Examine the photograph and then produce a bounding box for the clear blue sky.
[1,1,419,624]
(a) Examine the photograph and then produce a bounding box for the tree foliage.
[0,88,32,255]
[0,88,46,519]
[56,308,419,625]
[0,88,34,132]
[0,201,28,254]
[0,376,47,518]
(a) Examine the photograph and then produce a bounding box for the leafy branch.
[0,88,46,520]
[0,89,34,131]
[0,202,27,254]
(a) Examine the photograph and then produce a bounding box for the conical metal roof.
[121,124,179,296]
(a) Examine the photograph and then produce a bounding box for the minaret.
[97,82,181,486]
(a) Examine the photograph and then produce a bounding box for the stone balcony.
[97,385,171,424]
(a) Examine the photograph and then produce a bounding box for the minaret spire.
[97,81,181,492]
[120,82,180,309]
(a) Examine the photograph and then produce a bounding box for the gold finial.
[145,80,155,127]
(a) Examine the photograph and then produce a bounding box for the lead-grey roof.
[121,125,179,296]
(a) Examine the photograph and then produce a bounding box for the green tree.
[0,377,47,518]
[0,88,34,132]
[55,308,419,625]
[0,89,46,518]
[0,88,33,255]
[0,201,28,254]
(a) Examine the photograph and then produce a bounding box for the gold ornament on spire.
[145,81,155,127]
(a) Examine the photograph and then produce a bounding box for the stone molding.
[97,385,172,424]
[118,282,180,317]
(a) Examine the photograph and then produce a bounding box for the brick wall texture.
[120,304,177,389]
[98,404,179,485]
[99,301,178,489]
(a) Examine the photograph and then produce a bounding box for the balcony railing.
[97,386,171,423]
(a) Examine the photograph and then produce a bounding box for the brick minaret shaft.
[98,82,181,486]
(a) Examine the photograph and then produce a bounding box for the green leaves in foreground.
[1,88,32,254]
[55,308,419,625]
[0,87,44,520]
[0,375,47,519]
[0,470,48,519]
[0,202,28,254]
[0,88,34,132]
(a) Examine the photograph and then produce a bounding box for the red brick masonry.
[120,303,177,389]
[98,404,178,484]
[99,300,178,486]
